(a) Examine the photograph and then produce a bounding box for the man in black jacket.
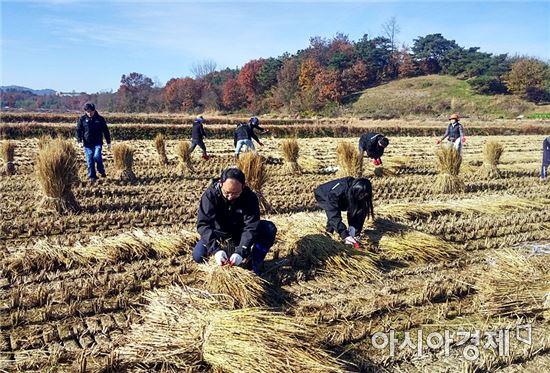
[249,116,269,134]
[76,102,111,182]
[358,133,389,167]
[234,122,263,159]
[190,116,209,160]
[542,135,550,181]
[193,167,277,274]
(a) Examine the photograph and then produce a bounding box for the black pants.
[190,138,207,153]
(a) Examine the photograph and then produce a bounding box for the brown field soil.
[0,131,549,372]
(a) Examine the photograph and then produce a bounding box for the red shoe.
[202,154,210,160]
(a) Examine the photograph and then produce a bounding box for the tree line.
[2,31,549,115]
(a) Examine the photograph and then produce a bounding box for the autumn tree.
[314,68,345,103]
[505,58,548,96]
[222,78,246,110]
[163,77,202,112]
[116,72,154,112]
[398,47,417,78]
[271,58,300,111]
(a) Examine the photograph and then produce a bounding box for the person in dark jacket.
[190,116,209,160]
[437,113,466,154]
[249,116,269,134]
[234,122,263,159]
[358,133,389,166]
[314,177,374,247]
[542,136,550,181]
[193,167,277,274]
[76,102,111,182]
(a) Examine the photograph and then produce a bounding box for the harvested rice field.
[1,127,549,372]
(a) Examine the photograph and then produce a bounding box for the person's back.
[235,123,252,141]
[192,119,206,140]
[542,136,550,180]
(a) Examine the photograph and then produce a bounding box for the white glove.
[107,144,112,151]
[214,250,228,266]
[344,236,358,245]
[229,253,243,266]
[348,226,356,238]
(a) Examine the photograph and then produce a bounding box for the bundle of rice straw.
[477,140,504,179]
[1,140,15,176]
[112,143,136,181]
[237,152,272,212]
[200,258,268,308]
[434,145,464,193]
[119,285,349,372]
[369,156,410,178]
[2,229,198,276]
[154,133,169,165]
[37,134,53,150]
[274,212,380,281]
[336,142,360,177]
[378,230,459,264]
[478,248,550,318]
[35,138,80,213]
[175,140,194,174]
[280,138,302,174]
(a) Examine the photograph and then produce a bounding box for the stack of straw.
[119,285,349,372]
[477,140,504,179]
[478,249,550,318]
[112,143,136,181]
[280,139,302,174]
[34,138,80,213]
[154,133,169,165]
[336,142,360,177]
[237,152,272,212]
[434,145,464,193]
[1,140,16,176]
[175,140,194,174]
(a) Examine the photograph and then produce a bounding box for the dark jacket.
[359,133,385,160]
[191,120,207,140]
[314,177,368,239]
[543,136,550,165]
[76,112,111,147]
[249,117,265,132]
[234,123,260,147]
[441,122,465,142]
[197,181,260,257]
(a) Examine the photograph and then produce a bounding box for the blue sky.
[1,0,549,93]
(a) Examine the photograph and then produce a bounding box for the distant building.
[57,90,86,97]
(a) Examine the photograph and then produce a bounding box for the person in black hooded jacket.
[358,133,389,167]
[193,167,277,274]
[190,116,209,160]
[314,177,374,246]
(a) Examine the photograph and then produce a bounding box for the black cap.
[83,102,95,111]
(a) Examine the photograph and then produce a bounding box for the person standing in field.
[234,121,263,160]
[76,102,111,182]
[541,135,550,181]
[190,116,209,160]
[357,133,390,167]
[314,177,374,248]
[437,113,466,154]
[193,167,277,275]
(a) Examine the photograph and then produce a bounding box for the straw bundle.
[280,139,302,174]
[34,138,80,213]
[112,143,136,181]
[1,140,15,176]
[237,152,272,212]
[154,133,169,165]
[378,230,459,264]
[119,285,348,372]
[2,229,198,276]
[175,140,194,174]
[477,140,504,179]
[478,249,550,318]
[37,134,53,150]
[369,156,410,178]
[434,145,464,193]
[200,258,268,308]
[274,212,380,281]
[336,142,360,177]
